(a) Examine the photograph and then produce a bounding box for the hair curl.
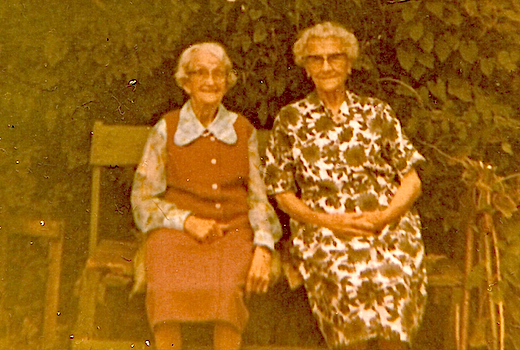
[293,22,359,67]
[174,42,237,88]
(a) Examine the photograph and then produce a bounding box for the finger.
[259,277,269,293]
[252,274,264,294]
[215,225,225,238]
[349,220,373,231]
[245,273,254,298]
[218,222,233,234]
[351,212,364,219]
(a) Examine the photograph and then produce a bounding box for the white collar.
[174,100,238,146]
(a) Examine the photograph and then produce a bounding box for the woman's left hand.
[348,210,389,233]
[246,246,272,297]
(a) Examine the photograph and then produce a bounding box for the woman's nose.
[321,58,333,71]
[205,74,216,85]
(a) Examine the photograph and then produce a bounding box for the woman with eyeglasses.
[264,22,426,350]
[131,42,281,350]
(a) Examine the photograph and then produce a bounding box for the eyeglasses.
[304,53,348,67]
[187,68,227,82]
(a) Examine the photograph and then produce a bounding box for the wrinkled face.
[304,36,351,94]
[182,50,228,106]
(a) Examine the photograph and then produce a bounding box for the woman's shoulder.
[159,109,181,124]
[233,113,255,137]
[346,90,389,110]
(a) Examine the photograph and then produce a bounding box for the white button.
[210,136,216,141]
[212,184,218,190]
[211,158,217,164]
[215,203,221,209]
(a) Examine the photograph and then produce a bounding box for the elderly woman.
[131,42,281,350]
[264,22,427,350]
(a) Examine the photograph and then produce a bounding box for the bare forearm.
[275,192,327,227]
[381,168,422,225]
[275,192,372,237]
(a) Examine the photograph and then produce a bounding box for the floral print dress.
[264,91,427,348]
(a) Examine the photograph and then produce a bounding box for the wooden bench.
[72,121,463,350]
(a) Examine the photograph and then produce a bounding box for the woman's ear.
[181,80,192,96]
[346,60,352,75]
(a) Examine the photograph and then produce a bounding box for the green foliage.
[1,0,519,347]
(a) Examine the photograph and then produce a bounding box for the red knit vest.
[163,109,253,228]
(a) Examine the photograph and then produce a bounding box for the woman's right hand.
[276,192,375,239]
[325,213,375,238]
[184,215,225,243]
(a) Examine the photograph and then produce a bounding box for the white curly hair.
[174,42,238,88]
[293,22,359,67]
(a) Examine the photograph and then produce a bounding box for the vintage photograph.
[1,0,519,349]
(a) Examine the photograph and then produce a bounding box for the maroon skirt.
[145,226,254,332]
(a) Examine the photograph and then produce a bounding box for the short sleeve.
[263,106,300,195]
[379,104,425,178]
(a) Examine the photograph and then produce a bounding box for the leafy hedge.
[1,0,519,347]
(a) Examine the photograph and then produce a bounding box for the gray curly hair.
[293,22,359,67]
[174,42,238,88]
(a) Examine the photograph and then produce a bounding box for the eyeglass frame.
[186,67,228,82]
[303,52,349,67]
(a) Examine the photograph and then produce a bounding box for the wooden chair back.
[88,121,151,253]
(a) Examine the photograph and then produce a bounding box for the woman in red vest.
[131,42,281,350]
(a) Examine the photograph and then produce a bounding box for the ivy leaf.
[408,21,424,42]
[417,51,435,69]
[448,78,473,102]
[249,9,263,21]
[434,37,452,62]
[186,0,201,12]
[480,58,495,77]
[419,30,434,53]
[410,64,426,81]
[464,0,478,16]
[418,86,431,104]
[401,4,417,22]
[396,46,415,71]
[501,142,514,156]
[425,2,444,19]
[497,51,518,71]
[395,22,408,43]
[445,5,463,26]
[463,108,479,124]
[253,21,268,43]
[459,40,478,64]
[474,90,494,117]
[427,78,447,102]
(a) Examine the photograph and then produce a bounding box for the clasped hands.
[325,210,390,238]
[184,215,228,243]
[184,215,272,296]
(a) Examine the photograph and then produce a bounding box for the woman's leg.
[377,338,408,350]
[213,322,242,350]
[153,322,182,350]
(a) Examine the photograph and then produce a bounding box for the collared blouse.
[131,101,281,250]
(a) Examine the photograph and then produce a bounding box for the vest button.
[210,136,216,142]
[215,203,221,209]
[212,183,218,190]
[211,158,217,165]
